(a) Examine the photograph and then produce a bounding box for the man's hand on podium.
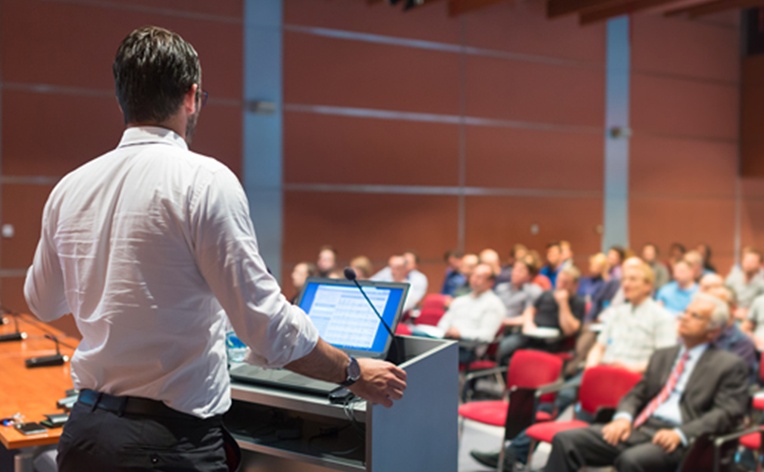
[348,359,407,408]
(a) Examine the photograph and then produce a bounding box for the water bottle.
[226,330,248,364]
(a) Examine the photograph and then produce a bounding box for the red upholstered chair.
[413,294,449,326]
[458,350,564,458]
[524,365,642,465]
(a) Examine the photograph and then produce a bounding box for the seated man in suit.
[544,293,750,472]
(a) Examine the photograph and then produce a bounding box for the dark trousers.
[544,419,685,472]
[58,396,235,471]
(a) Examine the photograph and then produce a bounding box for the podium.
[226,336,458,471]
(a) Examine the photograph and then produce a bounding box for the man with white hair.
[545,293,749,472]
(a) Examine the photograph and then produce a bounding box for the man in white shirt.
[372,251,428,312]
[437,263,505,363]
[24,26,406,472]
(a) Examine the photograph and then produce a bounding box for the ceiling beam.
[448,0,508,16]
[579,0,678,23]
[665,0,764,17]
[547,0,626,17]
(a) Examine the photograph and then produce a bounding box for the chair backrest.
[578,365,642,416]
[414,294,449,326]
[507,350,564,402]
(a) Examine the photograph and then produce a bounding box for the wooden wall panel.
[284,112,459,186]
[284,32,461,114]
[1,184,52,269]
[284,0,461,44]
[630,135,737,198]
[631,75,739,140]
[632,15,739,81]
[464,195,603,266]
[464,55,604,126]
[741,56,764,178]
[465,126,603,190]
[1,0,243,98]
[1,90,122,176]
[462,0,606,63]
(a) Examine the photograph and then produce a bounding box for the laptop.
[229,277,409,396]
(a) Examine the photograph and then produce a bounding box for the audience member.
[684,249,711,281]
[641,243,669,291]
[290,262,317,303]
[607,245,626,280]
[656,259,698,316]
[507,243,529,268]
[667,242,687,272]
[540,242,564,287]
[440,249,465,296]
[741,292,764,351]
[471,261,676,472]
[453,253,479,297]
[560,240,574,269]
[696,242,717,274]
[497,266,586,365]
[494,259,543,328]
[349,256,373,280]
[478,248,502,277]
[545,293,749,472]
[526,250,552,290]
[436,264,505,363]
[372,251,428,312]
[726,247,764,321]
[316,245,337,278]
[577,253,609,299]
[705,284,757,376]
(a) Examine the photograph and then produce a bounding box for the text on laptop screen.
[297,280,405,354]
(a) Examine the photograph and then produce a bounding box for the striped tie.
[633,351,690,429]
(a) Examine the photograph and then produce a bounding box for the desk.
[0,314,76,450]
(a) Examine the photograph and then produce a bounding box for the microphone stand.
[0,307,26,343]
[25,334,68,368]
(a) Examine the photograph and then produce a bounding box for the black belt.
[77,389,197,420]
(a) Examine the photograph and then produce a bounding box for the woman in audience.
[350,255,374,280]
[667,242,686,274]
[290,261,317,303]
[697,242,717,273]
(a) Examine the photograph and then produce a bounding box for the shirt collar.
[117,126,188,151]
[680,342,709,360]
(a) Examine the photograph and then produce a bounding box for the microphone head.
[343,267,357,281]
[44,334,57,342]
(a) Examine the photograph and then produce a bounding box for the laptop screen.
[296,277,409,359]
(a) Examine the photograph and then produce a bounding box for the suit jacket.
[617,344,749,440]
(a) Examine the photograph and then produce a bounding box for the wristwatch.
[340,356,361,387]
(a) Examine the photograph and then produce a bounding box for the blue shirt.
[656,282,698,315]
[540,265,560,287]
[441,269,465,297]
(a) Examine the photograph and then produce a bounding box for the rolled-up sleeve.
[24,198,69,321]
[190,168,318,368]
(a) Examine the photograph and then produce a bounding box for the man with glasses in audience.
[545,293,749,472]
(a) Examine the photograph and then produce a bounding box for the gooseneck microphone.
[0,307,26,343]
[343,267,395,339]
[25,334,68,368]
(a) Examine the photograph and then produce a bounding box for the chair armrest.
[533,378,567,398]
[712,425,763,446]
[463,366,507,383]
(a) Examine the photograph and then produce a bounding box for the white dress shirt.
[371,267,429,312]
[24,126,319,418]
[436,290,505,342]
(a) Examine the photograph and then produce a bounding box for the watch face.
[348,356,361,381]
